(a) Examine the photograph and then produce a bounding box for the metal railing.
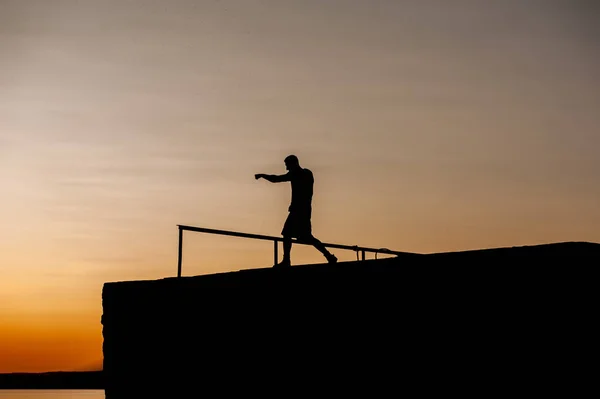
[176,224,413,277]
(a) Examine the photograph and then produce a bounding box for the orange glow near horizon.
[1,0,599,372]
[0,318,102,373]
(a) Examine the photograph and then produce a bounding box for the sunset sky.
[1,0,598,373]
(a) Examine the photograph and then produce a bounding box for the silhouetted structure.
[102,241,599,398]
[255,154,337,266]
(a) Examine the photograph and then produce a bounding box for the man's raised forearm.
[255,173,288,183]
[262,174,279,183]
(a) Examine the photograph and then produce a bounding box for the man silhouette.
[255,155,338,267]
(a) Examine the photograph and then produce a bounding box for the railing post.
[177,227,183,277]
[274,240,278,266]
[361,250,366,261]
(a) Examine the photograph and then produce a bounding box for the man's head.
[284,154,300,171]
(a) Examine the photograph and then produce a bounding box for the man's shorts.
[281,210,312,240]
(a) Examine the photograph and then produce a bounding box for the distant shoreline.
[0,371,103,389]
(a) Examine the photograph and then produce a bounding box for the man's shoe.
[274,260,291,268]
[325,253,338,264]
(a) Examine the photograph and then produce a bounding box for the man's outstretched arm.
[255,173,291,183]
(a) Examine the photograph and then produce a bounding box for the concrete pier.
[102,242,599,398]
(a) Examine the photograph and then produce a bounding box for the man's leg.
[308,235,337,264]
[275,236,292,267]
[277,213,294,267]
[283,236,292,264]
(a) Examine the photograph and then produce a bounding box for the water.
[0,391,104,399]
